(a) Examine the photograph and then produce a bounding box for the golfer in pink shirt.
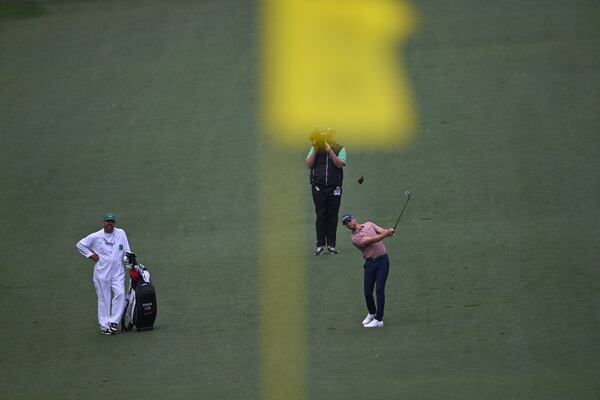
[342,214,395,328]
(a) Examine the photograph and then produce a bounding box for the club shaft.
[393,198,410,230]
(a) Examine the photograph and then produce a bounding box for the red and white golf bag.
[121,252,157,331]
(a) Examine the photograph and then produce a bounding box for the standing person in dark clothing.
[305,127,347,255]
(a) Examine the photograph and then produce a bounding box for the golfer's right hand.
[386,229,395,237]
[89,254,99,262]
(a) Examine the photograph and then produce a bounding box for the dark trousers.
[311,184,342,247]
[363,254,390,321]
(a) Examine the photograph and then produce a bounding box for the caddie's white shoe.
[364,319,384,328]
[362,313,375,325]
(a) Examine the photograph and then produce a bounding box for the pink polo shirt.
[351,221,388,259]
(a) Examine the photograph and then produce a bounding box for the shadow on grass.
[0,1,47,22]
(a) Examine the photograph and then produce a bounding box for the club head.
[405,191,411,199]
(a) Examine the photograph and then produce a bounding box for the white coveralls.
[76,228,131,329]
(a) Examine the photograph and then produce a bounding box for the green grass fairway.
[1,1,599,399]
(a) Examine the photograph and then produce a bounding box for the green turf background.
[1,0,599,399]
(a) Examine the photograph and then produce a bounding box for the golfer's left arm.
[372,223,385,234]
[360,229,395,246]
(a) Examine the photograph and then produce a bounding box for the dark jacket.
[309,143,344,187]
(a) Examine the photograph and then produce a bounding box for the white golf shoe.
[364,319,384,328]
[101,327,114,335]
[361,313,375,325]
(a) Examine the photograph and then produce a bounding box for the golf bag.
[121,252,157,331]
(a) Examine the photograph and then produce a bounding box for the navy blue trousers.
[363,254,390,321]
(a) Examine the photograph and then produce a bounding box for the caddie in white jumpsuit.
[76,213,131,335]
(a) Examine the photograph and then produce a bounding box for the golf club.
[392,191,411,230]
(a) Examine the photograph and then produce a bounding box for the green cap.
[103,213,117,222]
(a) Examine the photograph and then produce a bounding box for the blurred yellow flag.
[262,0,419,149]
